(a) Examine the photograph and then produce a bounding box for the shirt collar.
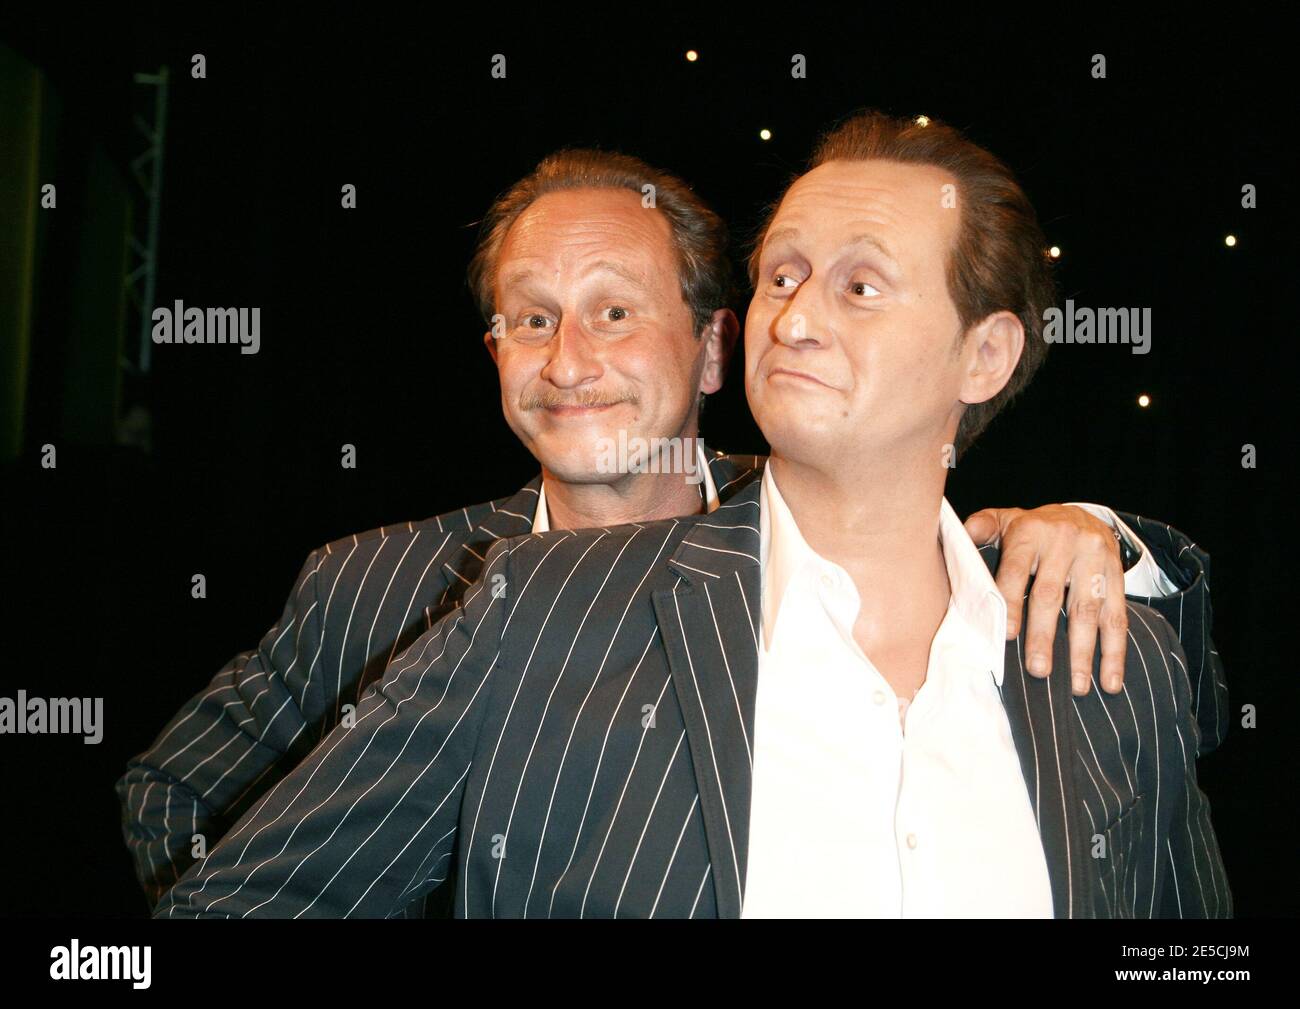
[758,463,1007,683]
[935,496,1008,683]
[531,439,719,533]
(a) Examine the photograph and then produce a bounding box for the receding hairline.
[490,185,677,287]
[468,147,734,336]
[751,156,964,282]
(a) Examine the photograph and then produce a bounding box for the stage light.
[1138,394,1151,408]
[1225,234,1237,247]
[759,128,772,141]
[1048,246,1061,259]
[685,50,698,62]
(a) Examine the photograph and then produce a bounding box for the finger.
[1097,557,1129,693]
[1065,572,1104,696]
[995,538,1038,641]
[1023,552,1069,679]
[964,509,1003,546]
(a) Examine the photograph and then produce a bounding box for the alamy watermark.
[50,941,150,989]
[0,691,103,743]
[152,300,260,355]
[1043,300,1151,355]
[595,431,703,485]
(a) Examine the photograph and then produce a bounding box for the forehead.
[498,187,676,271]
[767,159,960,264]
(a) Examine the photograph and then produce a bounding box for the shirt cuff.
[1065,502,1180,598]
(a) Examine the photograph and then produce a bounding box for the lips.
[767,367,834,389]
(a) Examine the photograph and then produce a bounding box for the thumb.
[963,509,1004,545]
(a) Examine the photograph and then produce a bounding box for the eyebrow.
[588,260,651,290]
[762,226,902,274]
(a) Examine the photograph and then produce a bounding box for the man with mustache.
[136,133,1225,917]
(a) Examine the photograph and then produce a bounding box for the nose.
[540,314,603,389]
[771,280,827,349]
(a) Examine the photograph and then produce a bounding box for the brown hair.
[468,148,733,337]
[748,110,1057,455]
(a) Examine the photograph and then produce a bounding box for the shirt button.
[906,833,918,850]
[872,690,886,706]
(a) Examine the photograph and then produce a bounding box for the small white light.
[685,50,698,62]
[1225,234,1237,247]
[759,128,772,141]
[915,115,930,127]
[1138,394,1151,408]
[1048,246,1061,259]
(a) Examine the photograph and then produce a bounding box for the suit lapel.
[652,476,763,919]
[704,447,766,503]
[431,478,541,587]
[980,543,1101,918]
[475,477,543,539]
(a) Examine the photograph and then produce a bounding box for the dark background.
[0,5,1289,916]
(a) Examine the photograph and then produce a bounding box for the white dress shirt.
[531,440,720,533]
[739,466,1177,918]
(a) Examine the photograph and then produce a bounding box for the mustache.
[521,388,638,410]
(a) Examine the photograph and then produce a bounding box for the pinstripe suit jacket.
[151,468,1230,918]
[118,449,761,912]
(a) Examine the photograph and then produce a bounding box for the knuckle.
[1074,597,1104,621]
[1030,578,1063,601]
[1102,607,1130,633]
[1020,514,1047,535]
[1080,529,1111,552]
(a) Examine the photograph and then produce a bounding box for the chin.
[760,407,848,464]
[532,438,617,485]
[756,395,833,442]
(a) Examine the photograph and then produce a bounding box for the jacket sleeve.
[114,548,334,908]
[1141,608,1233,918]
[151,539,511,918]
[1117,511,1228,756]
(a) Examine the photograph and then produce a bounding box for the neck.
[768,441,952,629]
[541,436,707,531]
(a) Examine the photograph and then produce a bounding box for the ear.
[958,309,1024,407]
[483,326,500,366]
[697,308,739,395]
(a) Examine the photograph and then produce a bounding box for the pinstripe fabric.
[1114,511,1227,756]
[117,449,761,916]
[986,535,1231,918]
[151,475,1230,918]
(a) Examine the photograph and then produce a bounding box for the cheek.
[496,357,524,396]
[496,350,539,405]
[622,335,691,395]
[883,343,961,415]
[743,305,772,358]
[742,332,763,377]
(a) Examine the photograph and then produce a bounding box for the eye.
[771,273,801,292]
[849,280,881,298]
[602,305,630,322]
[510,313,555,343]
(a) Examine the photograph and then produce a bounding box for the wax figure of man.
[134,137,1225,918]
